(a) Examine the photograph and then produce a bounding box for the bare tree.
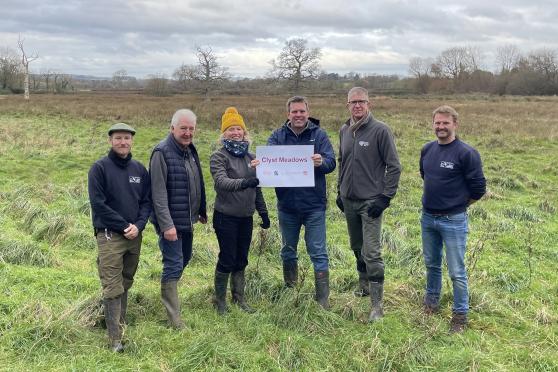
[173,46,229,93]
[17,36,38,100]
[112,69,128,89]
[144,73,170,96]
[173,63,201,91]
[495,45,521,73]
[270,38,322,92]
[436,46,482,80]
[409,57,433,93]
[0,47,23,91]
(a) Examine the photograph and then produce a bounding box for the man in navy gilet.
[150,109,207,329]
[420,105,486,333]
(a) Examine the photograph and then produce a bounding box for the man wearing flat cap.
[88,123,151,352]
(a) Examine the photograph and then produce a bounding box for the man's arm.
[378,127,402,198]
[463,148,486,202]
[88,163,129,231]
[134,165,152,231]
[314,129,336,175]
[150,151,174,233]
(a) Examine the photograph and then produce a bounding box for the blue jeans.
[278,209,329,272]
[421,211,469,314]
[159,231,193,283]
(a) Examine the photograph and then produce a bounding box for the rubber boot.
[161,280,185,329]
[214,270,229,315]
[283,262,298,288]
[314,270,330,309]
[368,282,384,322]
[231,270,255,313]
[353,271,370,297]
[120,289,128,325]
[450,312,468,333]
[103,297,124,352]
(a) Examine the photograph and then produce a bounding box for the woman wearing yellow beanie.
[209,107,270,315]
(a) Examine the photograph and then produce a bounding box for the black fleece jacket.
[88,150,152,233]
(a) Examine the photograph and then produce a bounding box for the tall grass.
[0,93,557,370]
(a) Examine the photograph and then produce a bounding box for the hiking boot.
[120,289,128,326]
[353,271,370,297]
[214,270,229,315]
[368,282,384,322]
[161,280,185,329]
[314,270,330,309]
[423,295,440,315]
[103,296,124,352]
[450,312,468,333]
[231,270,255,313]
[283,262,298,288]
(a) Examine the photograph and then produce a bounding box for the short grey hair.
[347,87,369,101]
[171,109,197,127]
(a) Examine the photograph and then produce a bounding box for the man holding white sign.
[266,96,336,309]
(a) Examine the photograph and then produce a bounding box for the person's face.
[223,125,245,141]
[433,113,458,143]
[171,116,196,147]
[347,92,370,121]
[287,102,309,131]
[108,131,133,158]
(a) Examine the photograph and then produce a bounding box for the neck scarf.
[223,139,249,158]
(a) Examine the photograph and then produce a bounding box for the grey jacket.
[210,147,267,217]
[338,113,401,200]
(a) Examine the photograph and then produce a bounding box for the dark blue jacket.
[88,150,151,233]
[420,138,486,215]
[150,134,207,232]
[267,118,336,213]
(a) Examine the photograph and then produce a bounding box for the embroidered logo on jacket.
[358,141,369,147]
[129,176,141,183]
[439,161,454,169]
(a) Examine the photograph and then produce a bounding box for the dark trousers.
[159,231,193,283]
[213,210,253,273]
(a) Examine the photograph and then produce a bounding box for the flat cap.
[108,122,136,136]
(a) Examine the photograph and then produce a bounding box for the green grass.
[0,93,557,371]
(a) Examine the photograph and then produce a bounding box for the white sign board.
[256,145,315,187]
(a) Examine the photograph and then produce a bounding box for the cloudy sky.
[2,0,557,78]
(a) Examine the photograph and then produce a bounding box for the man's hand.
[367,195,391,219]
[259,213,271,229]
[123,224,139,239]
[336,195,344,213]
[311,153,323,167]
[199,215,208,224]
[163,226,178,241]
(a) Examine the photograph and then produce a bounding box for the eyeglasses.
[348,100,368,106]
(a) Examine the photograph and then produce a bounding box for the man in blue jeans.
[267,96,336,309]
[150,109,207,328]
[420,105,486,333]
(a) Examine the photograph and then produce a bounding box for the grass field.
[0,93,557,371]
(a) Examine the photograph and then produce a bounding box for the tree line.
[408,45,558,95]
[2,38,557,97]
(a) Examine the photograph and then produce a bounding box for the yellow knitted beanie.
[221,107,247,133]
